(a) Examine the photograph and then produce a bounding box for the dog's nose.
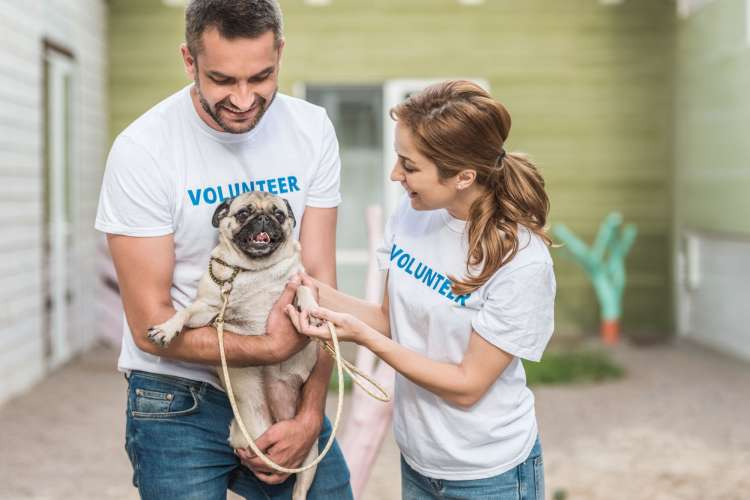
[257,214,271,227]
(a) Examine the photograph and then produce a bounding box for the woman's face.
[391,122,459,211]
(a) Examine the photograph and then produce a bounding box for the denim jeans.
[124,370,353,500]
[400,437,544,500]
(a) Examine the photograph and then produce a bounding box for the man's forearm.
[295,346,334,426]
[146,325,281,367]
[130,305,289,367]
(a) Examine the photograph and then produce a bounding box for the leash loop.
[212,260,390,474]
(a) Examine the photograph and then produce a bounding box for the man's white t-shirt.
[376,197,556,480]
[95,85,341,389]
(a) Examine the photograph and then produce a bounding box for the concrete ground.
[1,340,748,500]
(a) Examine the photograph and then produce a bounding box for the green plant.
[524,349,624,386]
[327,369,353,393]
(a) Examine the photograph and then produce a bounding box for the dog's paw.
[146,325,179,348]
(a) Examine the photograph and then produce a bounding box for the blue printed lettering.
[405,257,416,275]
[387,242,473,307]
[228,183,241,197]
[397,254,410,269]
[217,185,227,201]
[432,274,445,291]
[256,180,267,191]
[267,178,278,194]
[423,269,435,287]
[241,182,253,193]
[288,176,300,192]
[390,244,403,262]
[278,177,288,193]
[187,189,202,206]
[414,263,427,280]
[204,187,217,204]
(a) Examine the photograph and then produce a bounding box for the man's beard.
[195,77,276,134]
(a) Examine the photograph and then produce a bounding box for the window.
[304,85,383,298]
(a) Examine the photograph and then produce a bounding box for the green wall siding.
[108,0,676,336]
[675,0,750,236]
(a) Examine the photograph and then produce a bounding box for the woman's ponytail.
[450,152,550,296]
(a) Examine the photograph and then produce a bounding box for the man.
[95,1,353,498]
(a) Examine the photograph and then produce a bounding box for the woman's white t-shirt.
[376,198,556,480]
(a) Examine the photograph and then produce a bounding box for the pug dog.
[146,191,320,500]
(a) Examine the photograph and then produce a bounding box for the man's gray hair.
[185,0,283,57]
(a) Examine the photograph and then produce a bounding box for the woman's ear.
[455,169,477,190]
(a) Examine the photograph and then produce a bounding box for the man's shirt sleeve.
[95,134,174,236]
[305,111,342,208]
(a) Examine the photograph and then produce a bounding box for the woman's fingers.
[309,307,340,323]
[299,310,331,339]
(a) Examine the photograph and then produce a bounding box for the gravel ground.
[1,339,748,500]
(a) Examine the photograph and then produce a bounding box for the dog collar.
[208,257,250,290]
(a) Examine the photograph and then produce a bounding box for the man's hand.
[264,279,310,363]
[235,414,322,484]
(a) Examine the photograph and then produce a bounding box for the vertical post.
[338,205,395,497]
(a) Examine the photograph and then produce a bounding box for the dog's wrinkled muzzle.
[233,214,285,258]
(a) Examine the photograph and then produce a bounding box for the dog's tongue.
[253,232,271,244]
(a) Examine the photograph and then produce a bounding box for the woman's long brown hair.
[391,80,550,296]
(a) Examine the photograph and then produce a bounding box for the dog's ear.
[282,198,296,228]
[212,197,233,228]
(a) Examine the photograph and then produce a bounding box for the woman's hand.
[286,305,367,344]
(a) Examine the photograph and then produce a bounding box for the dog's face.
[212,192,296,259]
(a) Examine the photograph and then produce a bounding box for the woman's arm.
[293,307,513,409]
[301,273,391,338]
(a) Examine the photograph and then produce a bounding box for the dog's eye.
[273,210,286,223]
[235,209,249,223]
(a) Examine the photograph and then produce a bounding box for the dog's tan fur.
[148,191,319,500]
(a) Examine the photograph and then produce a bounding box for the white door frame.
[45,47,76,369]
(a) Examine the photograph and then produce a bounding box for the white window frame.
[676,0,718,18]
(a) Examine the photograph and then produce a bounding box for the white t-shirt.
[376,197,556,480]
[95,85,341,388]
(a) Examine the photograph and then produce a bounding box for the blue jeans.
[124,370,353,500]
[400,437,544,500]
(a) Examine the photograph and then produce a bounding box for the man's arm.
[295,206,338,425]
[107,233,307,366]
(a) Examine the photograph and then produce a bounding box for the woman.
[288,80,555,500]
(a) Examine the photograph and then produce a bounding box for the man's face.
[182,28,283,134]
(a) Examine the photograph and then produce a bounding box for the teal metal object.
[553,213,637,342]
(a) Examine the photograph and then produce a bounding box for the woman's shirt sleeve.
[375,197,407,271]
[470,262,556,362]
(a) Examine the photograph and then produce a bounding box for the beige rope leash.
[216,284,345,473]
[211,255,391,474]
[316,340,390,402]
